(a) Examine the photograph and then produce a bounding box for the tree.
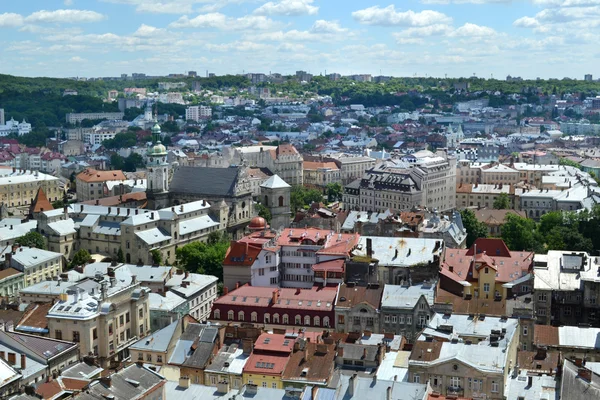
[559,157,582,170]
[123,153,145,172]
[459,209,488,248]
[110,153,125,170]
[52,199,65,209]
[150,249,163,265]
[501,214,543,252]
[160,120,179,133]
[117,248,125,263]
[493,193,511,210]
[176,238,229,280]
[326,183,343,202]
[255,203,272,223]
[16,231,46,250]
[69,249,92,268]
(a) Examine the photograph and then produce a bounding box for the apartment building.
[0,168,62,208]
[165,272,218,322]
[65,112,124,124]
[334,283,383,334]
[0,268,23,301]
[46,268,151,368]
[76,168,127,202]
[185,105,212,121]
[303,161,340,187]
[1,245,63,287]
[456,183,522,209]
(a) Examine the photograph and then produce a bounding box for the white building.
[0,118,32,136]
[1,245,62,287]
[165,272,218,321]
[186,106,212,121]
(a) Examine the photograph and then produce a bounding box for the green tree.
[70,249,92,268]
[110,153,125,169]
[123,153,145,172]
[160,120,180,133]
[493,193,511,210]
[459,209,488,248]
[150,249,163,265]
[326,183,343,202]
[51,199,65,209]
[16,231,46,249]
[559,157,582,170]
[501,214,543,252]
[255,203,272,223]
[176,238,229,280]
[117,248,125,263]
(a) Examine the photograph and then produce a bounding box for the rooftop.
[381,282,435,310]
[77,168,127,183]
[351,236,443,267]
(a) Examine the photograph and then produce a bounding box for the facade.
[148,292,189,331]
[76,168,127,202]
[344,150,456,213]
[2,245,62,288]
[242,332,294,389]
[211,284,336,330]
[380,281,435,341]
[260,175,291,230]
[329,155,376,185]
[185,106,212,121]
[227,144,304,186]
[165,272,218,322]
[303,161,340,187]
[0,168,62,208]
[46,269,151,368]
[65,112,124,124]
[334,283,383,333]
[0,269,23,301]
[203,342,249,390]
[456,183,522,210]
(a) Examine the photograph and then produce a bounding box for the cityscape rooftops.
[351,236,443,267]
[76,168,127,183]
[130,320,179,353]
[381,281,435,310]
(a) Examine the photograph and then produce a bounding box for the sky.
[0,0,597,79]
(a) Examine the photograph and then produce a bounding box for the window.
[264,313,270,324]
[413,374,420,383]
[138,353,143,361]
[270,277,277,285]
[523,343,528,351]
[228,310,234,320]
[139,308,144,318]
[384,315,390,323]
[279,196,284,207]
[283,314,289,324]
[272,383,277,389]
[450,376,461,388]
[538,293,547,302]
[295,315,301,325]
[406,316,412,325]
[157,355,162,363]
[538,308,546,316]
[523,326,528,336]
[146,354,152,362]
[483,283,490,293]
[139,324,144,335]
[338,315,344,324]
[564,307,572,316]
[419,315,427,327]
[72,331,80,342]
[262,382,267,388]
[238,311,245,321]
[491,381,499,393]
[305,315,311,326]
[259,268,265,276]
[126,312,130,323]
[108,324,113,335]
[251,312,257,322]
[214,309,220,319]
[120,315,124,326]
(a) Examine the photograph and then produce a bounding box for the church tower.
[260,174,291,230]
[146,120,170,210]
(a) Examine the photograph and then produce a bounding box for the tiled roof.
[0,268,22,281]
[311,259,344,273]
[3,330,78,360]
[243,353,290,375]
[253,333,295,353]
[409,340,443,362]
[336,284,383,310]
[223,240,263,267]
[533,325,559,347]
[16,302,53,334]
[303,161,339,171]
[29,188,54,214]
[276,228,359,256]
[282,342,335,383]
[77,168,126,183]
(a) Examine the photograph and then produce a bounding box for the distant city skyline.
[0,0,599,79]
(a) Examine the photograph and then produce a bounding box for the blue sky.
[0,0,595,79]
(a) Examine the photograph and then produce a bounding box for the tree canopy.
[175,231,229,280]
[69,249,92,269]
[16,231,46,250]
[459,209,488,248]
[291,186,324,213]
[493,193,511,210]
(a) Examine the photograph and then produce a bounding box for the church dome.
[151,122,162,135]
[248,216,268,230]
[148,141,167,155]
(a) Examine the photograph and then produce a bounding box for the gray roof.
[337,343,379,362]
[163,381,295,400]
[381,282,435,310]
[506,369,558,400]
[260,174,291,189]
[170,324,218,367]
[61,361,104,379]
[561,359,600,400]
[335,374,426,400]
[341,210,392,231]
[352,236,443,268]
[170,166,240,196]
[1,330,77,360]
[78,364,164,400]
[130,320,178,352]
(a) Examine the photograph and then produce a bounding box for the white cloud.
[309,20,347,34]
[394,24,453,38]
[0,13,24,28]
[245,20,350,42]
[133,24,166,36]
[352,5,452,26]
[64,0,74,5]
[169,13,278,30]
[450,23,497,36]
[101,0,251,14]
[254,0,318,16]
[25,9,106,24]
[513,16,540,27]
[69,56,86,62]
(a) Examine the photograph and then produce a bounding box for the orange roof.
[30,187,54,214]
[0,268,22,281]
[253,333,295,353]
[76,168,126,183]
[276,228,359,256]
[82,191,146,206]
[534,325,559,347]
[243,353,290,375]
[303,161,339,171]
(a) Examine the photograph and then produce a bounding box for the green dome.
[151,122,161,134]
[148,141,167,155]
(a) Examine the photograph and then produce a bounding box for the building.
[259,175,291,230]
[227,144,303,186]
[380,281,436,341]
[409,314,520,399]
[561,359,600,400]
[282,339,336,388]
[210,284,336,330]
[0,118,31,136]
[0,109,4,126]
[46,267,151,368]
[328,155,376,185]
[534,325,600,362]
[242,332,294,389]
[185,106,212,121]
[78,363,165,400]
[65,112,124,124]
[1,245,63,288]
[585,74,593,81]
[145,122,170,210]
[168,323,220,385]
[203,341,249,390]
[148,291,188,331]
[345,150,456,213]
[303,161,340,188]
[165,272,218,322]
[76,168,127,202]
[334,282,383,334]
[471,209,527,236]
[0,269,23,301]
[129,320,182,368]
[0,168,62,208]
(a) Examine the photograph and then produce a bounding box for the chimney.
[131,275,137,284]
[7,353,15,365]
[348,374,358,397]
[178,376,190,389]
[0,351,4,360]
[527,376,533,387]
[101,376,112,387]
[366,238,373,257]
[184,271,189,279]
[386,387,392,400]
[95,200,99,205]
[223,286,229,295]
[20,354,25,370]
[449,266,454,273]
[216,380,229,394]
[578,368,592,382]
[272,290,279,304]
[242,338,254,354]
[235,282,240,290]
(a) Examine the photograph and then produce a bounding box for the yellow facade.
[243,373,283,389]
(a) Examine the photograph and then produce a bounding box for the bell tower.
[146,120,170,209]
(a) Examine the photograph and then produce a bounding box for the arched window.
[282,314,289,324]
[314,316,320,327]
[304,315,311,326]
[279,196,284,207]
[295,315,301,325]
[264,313,270,324]
[264,195,268,206]
[213,309,220,319]
[228,310,234,320]
[273,314,280,324]
[323,316,330,327]
[238,311,245,321]
[251,312,257,322]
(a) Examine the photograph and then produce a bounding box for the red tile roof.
[312,259,344,273]
[77,168,126,183]
[534,325,559,347]
[253,333,295,353]
[223,241,263,267]
[30,188,54,214]
[214,284,337,311]
[276,228,359,256]
[243,353,290,375]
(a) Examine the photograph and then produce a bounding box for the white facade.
[0,118,32,137]
[186,106,212,121]
[250,249,280,287]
